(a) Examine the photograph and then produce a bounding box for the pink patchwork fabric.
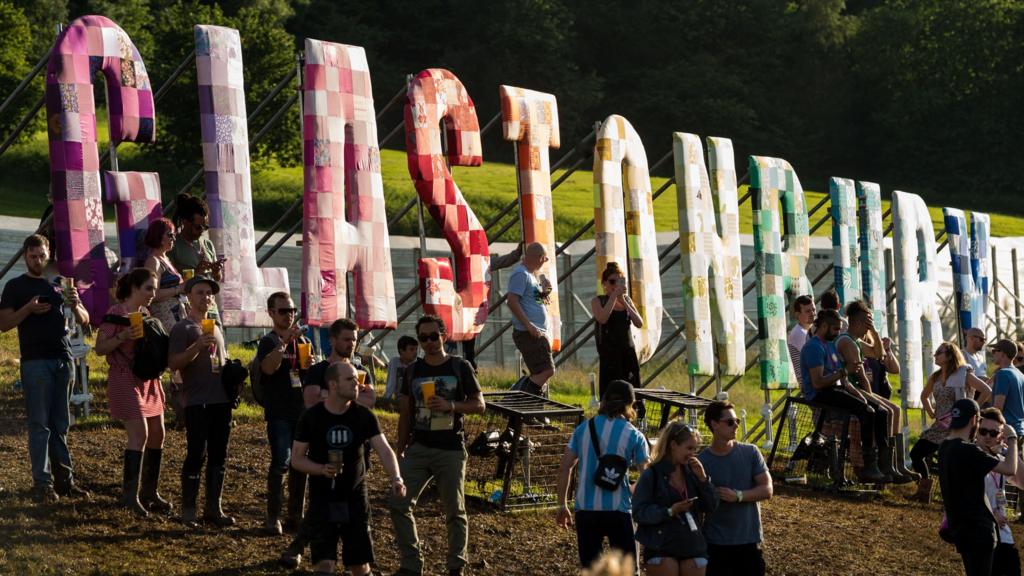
[404,69,489,341]
[104,171,162,271]
[500,85,561,351]
[195,25,288,327]
[45,15,156,322]
[300,39,397,329]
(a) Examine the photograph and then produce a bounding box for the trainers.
[32,485,59,504]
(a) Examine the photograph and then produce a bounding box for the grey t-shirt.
[169,317,228,406]
[698,442,768,546]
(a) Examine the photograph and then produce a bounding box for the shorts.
[644,551,708,568]
[512,330,554,375]
[308,498,375,566]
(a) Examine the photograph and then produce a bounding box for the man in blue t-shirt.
[555,380,650,571]
[506,242,555,396]
[799,310,887,482]
[990,339,1024,439]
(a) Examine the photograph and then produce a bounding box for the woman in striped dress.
[95,268,168,516]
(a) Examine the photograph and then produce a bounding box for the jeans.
[909,438,940,479]
[266,418,297,475]
[574,510,637,570]
[21,358,74,488]
[182,403,232,477]
[389,442,468,573]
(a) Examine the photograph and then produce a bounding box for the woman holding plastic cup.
[96,268,168,517]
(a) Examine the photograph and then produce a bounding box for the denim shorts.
[646,556,708,568]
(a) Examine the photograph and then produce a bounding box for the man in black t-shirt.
[0,234,89,503]
[280,317,376,568]
[939,398,1019,576]
[257,291,310,535]
[291,361,404,576]
[390,315,485,576]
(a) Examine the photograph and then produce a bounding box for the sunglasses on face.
[978,428,1001,438]
[608,278,621,285]
[417,332,441,343]
[717,418,740,427]
[275,307,298,315]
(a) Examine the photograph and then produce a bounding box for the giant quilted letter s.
[405,69,489,341]
[301,39,397,329]
[46,15,156,321]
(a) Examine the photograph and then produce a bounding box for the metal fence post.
[993,245,1001,337]
[563,252,575,365]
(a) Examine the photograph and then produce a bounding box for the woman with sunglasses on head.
[94,268,168,516]
[633,420,718,576]
[141,218,185,332]
[909,341,992,502]
[591,262,643,400]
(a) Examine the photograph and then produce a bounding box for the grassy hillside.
[4,118,1024,239]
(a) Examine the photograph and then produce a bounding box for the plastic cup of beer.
[62,277,75,301]
[356,370,367,386]
[421,381,436,402]
[297,342,312,369]
[201,317,216,335]
[328,449,344,475]
[128,311,144,339]
[182,269,195,281]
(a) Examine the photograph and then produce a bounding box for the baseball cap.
[184,275,220,295]
[602,379,636,404]
[988,338,1017,359]
[949,398,980,429]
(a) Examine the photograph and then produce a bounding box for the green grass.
[5,117,1024,239]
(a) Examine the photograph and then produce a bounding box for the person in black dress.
[590,262,643,399]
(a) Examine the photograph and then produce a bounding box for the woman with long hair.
[591,262,643,399]
[142,218,185,330]
[908,341,991,502]
[94,268,169,516]
[633,420,718,576]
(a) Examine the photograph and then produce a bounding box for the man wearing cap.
[964,327,988,380]
[555,379,651,571]
[167,276,234,526]
[990,339,1024,443]
[938,398,1018,575]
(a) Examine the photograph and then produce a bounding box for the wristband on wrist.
[666,507,674,518]
[735,489,744,502]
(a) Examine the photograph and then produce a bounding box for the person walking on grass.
[94,268,168,516]
[555,380,651,573]
[507,242,555,396]
[698,400,773,576]
[938,398,1018,576]
[390,315,485,576]
[291,361,405,576]
[0,234,89,503]
[167,276,234,527]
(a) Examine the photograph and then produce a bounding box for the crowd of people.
[3,191,1024,575]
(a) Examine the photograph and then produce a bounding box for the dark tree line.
[1,0,1022,214]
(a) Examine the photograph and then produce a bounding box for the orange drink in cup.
[128,311,144,339]
[182,269,195,281]
[421,381,436,404]
[297,342,312,369]
[356,370,367,386]
[201,317,216,335]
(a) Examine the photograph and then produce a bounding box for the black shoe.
[32,485,59,504]
[55,482,91,499]
[279,541,303,569]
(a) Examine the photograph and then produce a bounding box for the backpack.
[589,418,630,491]
[102,314,170,381]
[248,332,279,407]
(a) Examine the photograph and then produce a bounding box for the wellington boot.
[180,472,201,525]
[911,477,933,503]
[895,433,921,482]
[284,468,306,532]
[856,447,888,483]
[121,450,149,517]
[264,470,284,535]
[203,466,235,527]
[140,448,172,512]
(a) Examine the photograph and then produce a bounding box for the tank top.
[596,295,634,352]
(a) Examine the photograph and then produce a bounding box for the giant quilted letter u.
[404,69,489,340]
[45,15,156,320]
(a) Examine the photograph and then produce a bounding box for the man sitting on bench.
[799,310,887,483]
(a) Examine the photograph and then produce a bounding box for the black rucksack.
[102,314,171,381]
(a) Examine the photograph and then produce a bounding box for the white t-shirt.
[788,324,810,385]
[965,350,987,380]
[984,459,1014,544]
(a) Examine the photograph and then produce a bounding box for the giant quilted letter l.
[301,39,397,329]
[45,15,156,321]
[404,69,489,341]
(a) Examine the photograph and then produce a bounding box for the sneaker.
[56,482,91,499]
[32,485,59,504]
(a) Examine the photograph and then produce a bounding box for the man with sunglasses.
[698,400,773,576]
[939,398,1017,576]
[168,193,223,282]
[964,327,988,380]
[990,339,1024,448]
[257,291,310,536]
[507,242,555,396]
[974,408,1024,576]
[390,315,485,576]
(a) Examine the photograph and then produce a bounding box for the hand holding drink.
[297,342,312,369]
[128,311,144,339]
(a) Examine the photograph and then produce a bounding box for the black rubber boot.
[856,447,888,483]
[121,450,149,517]
[877,441,901,483]
[203,466,235,527]
[895,433,921,482]
[264,470,285,534]
[180,472,201,525]
[140,448,173,512]
[284,468,306,532]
